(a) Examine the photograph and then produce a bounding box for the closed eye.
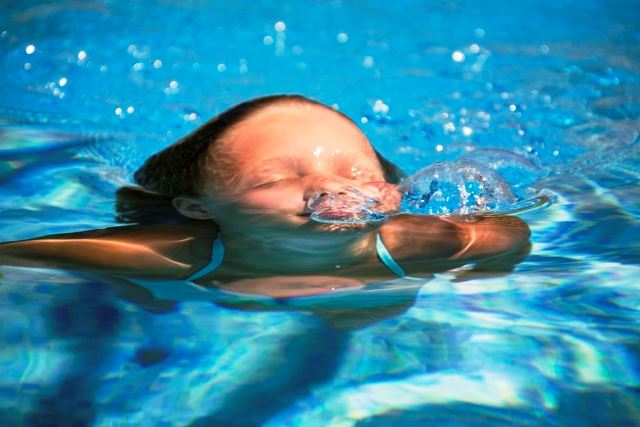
[253,177,294,189]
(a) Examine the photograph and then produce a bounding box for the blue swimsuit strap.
[191,232,406,280]
[135,231,402,286]
[186,231,225,281]
[129,231,416,303]
[375,233,406,278]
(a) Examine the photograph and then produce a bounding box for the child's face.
[197,103,399,229]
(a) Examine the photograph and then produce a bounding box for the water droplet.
[443,122,456,133]
[451,50,465,62]
[164,80,179,95]
[25,44,35,55]
[372,100,389,114]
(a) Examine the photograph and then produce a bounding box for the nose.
[302,174,359,201]
[302,174,401,214]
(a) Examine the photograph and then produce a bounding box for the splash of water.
[307,187,389,224]
[399,161,516,216]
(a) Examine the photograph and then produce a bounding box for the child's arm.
[380,214,531,274]
[0,224,209,278]
[220,215,532,298]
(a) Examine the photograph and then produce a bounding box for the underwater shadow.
[189,294,419,427]
[189,319,348,427]
[26,280,121,427]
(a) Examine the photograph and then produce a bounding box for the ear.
[172,196,212,220]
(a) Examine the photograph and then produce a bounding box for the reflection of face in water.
[194,103,401,233]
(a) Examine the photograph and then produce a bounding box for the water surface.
[0,1,639,425]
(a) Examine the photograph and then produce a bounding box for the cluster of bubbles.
[307,187,387,224]
[399,161,515,216]
[310,150,544,224]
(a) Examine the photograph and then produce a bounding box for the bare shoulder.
[0,220,218,279]
[379,214,531,271]
[379,215,462,260]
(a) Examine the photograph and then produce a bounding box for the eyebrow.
[242,151,382,183]
[248,156,298,173]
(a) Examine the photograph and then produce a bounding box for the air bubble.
[308,187,388,224]
[457,148,544,199]
[399,161,516,215]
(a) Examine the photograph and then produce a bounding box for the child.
[0,95,530,303]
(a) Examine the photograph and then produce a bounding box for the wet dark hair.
[116,94,405,223]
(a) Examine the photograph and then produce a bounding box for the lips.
[306,186,378,210]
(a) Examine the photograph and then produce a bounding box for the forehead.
[216,103,376,162]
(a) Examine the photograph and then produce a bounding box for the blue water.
[1,0,639,425]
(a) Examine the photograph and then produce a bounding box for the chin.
[248,212,380,236]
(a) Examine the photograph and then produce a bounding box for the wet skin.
[0,102,531,299]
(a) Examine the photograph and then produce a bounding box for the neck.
[219,227,378,275]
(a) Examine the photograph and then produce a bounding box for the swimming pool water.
[1,0,639,425]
